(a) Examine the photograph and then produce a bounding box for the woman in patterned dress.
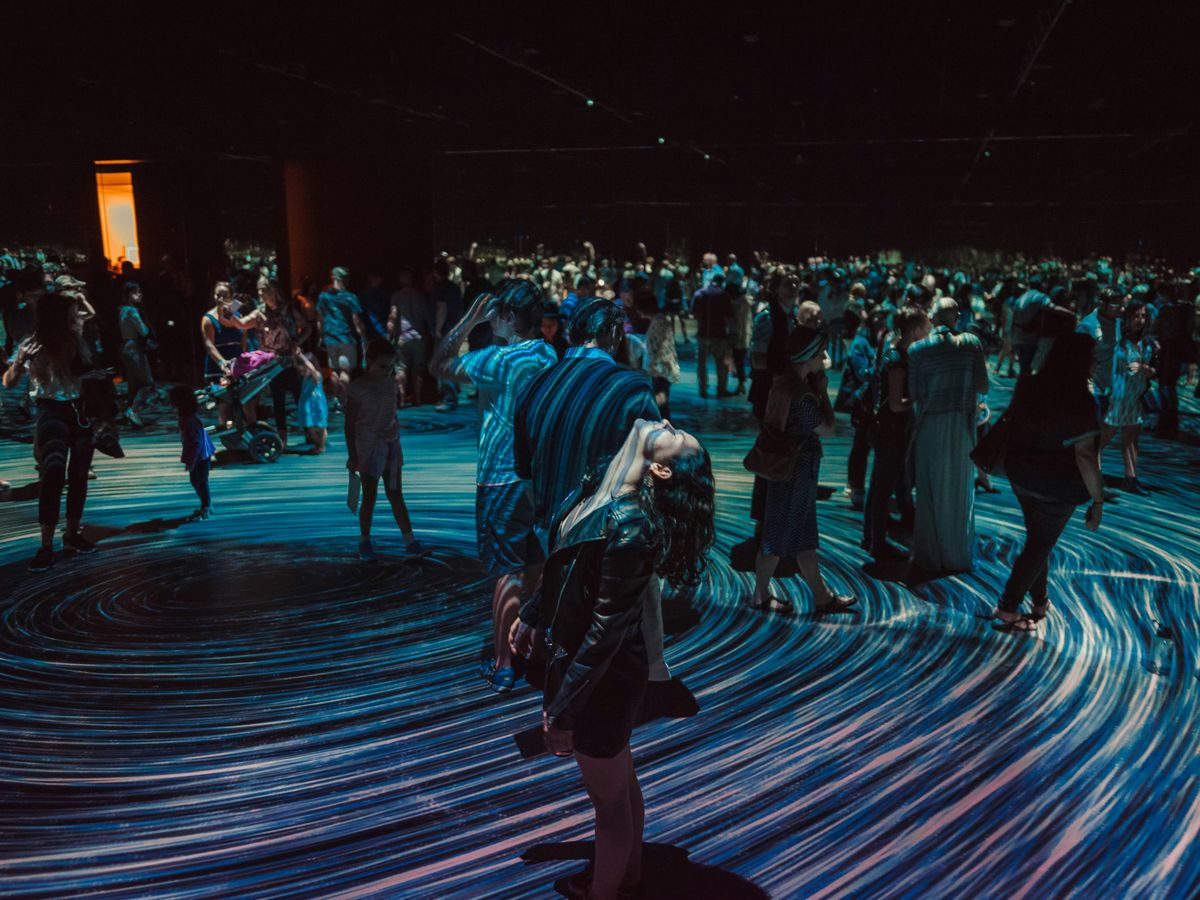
[750,326,857,614]
[1101,301,1156,495]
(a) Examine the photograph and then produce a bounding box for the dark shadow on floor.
[0,480,40,502]
[513,677,699,759]
[521,840,769,899]
[82,516,193,541]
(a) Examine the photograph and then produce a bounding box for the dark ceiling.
[6,1,1200,250]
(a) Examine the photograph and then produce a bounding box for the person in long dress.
[907,298,989,575]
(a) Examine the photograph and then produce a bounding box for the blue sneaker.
[358,538,377,562]
[479,658,515,693]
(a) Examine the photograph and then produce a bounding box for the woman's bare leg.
[753,552,780,603]
[577,747,637,900]
[359,476,379,539]
[795,549,833,606]
[1122,425,1140,478]
[384,472,415,541]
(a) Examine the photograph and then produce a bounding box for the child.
[169,385,216,521]
[296,351,328,453]
[345,339,428,561]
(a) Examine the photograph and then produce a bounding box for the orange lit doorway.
[94,163,142,272]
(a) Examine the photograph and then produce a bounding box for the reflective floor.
[2,355,1199,899]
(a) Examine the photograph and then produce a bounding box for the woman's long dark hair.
[1013,331,1095,419]
[637,448,716,589]
[1120,300,1147,344]
[29,292,84,387]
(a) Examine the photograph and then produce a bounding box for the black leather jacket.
[519,488,653,731]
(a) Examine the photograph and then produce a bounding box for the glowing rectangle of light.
[95,170,141,271]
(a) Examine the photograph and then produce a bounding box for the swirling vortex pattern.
[1,373,1198,899]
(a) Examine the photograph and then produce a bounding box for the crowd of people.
[4,240,1200,899]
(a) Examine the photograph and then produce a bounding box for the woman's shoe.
[814,594,858,614]
[992,608,1037,633]
[1029,600,1050,622]
[62,531,96,554]
[28,545,55,573]
[358,538,377,562]
[1121,477,1150,496]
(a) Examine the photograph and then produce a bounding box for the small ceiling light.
[984,149,993,158]
[657,137,666,145]
[586,98,595,107]
[704,153,711,160]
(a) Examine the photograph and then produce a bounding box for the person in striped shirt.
[432,279,558,693]
[511,299,672,682]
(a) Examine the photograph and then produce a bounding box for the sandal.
[748,595,795,615]
[814,594,858,614]
[992,611,1037,633]
[1029,601,1050,622]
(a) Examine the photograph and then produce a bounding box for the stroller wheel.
[248,431,283,464]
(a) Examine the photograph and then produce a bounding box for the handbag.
[744,380,800,481]
[1141,386,1161,416]
[970,406,1012,474]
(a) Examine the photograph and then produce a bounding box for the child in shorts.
[169,385,215,521]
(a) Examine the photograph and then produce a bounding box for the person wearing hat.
[316,266,365,395]
[750,325,857,615]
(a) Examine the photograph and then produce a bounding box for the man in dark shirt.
[691,273,734,398]
[358,272,393,342]
[864,306,929,560]
[512,298,670,680]
[431,258,466,411]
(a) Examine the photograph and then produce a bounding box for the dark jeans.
[848,426,870,491]
[864,431,906,551]
[190,457,212,509]
[1015,342,1037,376]
[1156,356,1183,436]
[999,492,1075,614]
[269,363,302,434]
[35,399,95,530]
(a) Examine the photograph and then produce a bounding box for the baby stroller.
[195,352,285,464]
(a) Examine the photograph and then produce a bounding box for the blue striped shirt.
[460,339,558,485]
[514,349,660,530]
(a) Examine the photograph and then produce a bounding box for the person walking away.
[907,297,989,575]
[993,333,1105,631]
[118,281,155,427]
[318,266,366,399]
[3,292,99,571]
[729,285,754,396]
[345,340,428,560]
[1010,276,1050,376]
[431,281,557,693]
[169,385,216,521]
[691,274,733,398]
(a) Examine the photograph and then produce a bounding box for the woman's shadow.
[521,840,769,899]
